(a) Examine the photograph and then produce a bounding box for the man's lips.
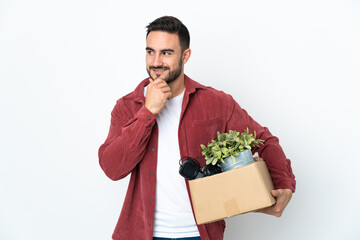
[151,67,168,75]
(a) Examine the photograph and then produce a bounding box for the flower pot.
[219,149,254,172]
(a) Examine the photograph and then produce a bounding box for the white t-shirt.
[145,88,199,238]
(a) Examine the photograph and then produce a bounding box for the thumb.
[148,78,154,83]
[271,189,280,198]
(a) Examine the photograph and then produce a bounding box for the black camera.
[179,157,222,180]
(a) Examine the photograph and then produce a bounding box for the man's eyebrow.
[145,47,175,52]
[161,49,175,52]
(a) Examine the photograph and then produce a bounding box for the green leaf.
[221,148,228,154]
[231,155,236,163]
[202,129,264,166]
[245,128,249,134]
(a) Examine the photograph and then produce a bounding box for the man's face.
[146,31,183,84]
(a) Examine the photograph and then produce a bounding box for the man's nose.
[153,54,163,67]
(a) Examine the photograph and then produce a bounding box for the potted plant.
[200,128,264,172]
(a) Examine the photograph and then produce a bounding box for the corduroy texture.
[99,75,296,240]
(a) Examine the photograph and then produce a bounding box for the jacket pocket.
[186,117,225,164]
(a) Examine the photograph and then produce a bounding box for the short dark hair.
[146,16,190,52]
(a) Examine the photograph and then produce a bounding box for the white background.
[1,0,359,239]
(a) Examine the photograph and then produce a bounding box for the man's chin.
[148,74,158,81]
[150,73,167,81]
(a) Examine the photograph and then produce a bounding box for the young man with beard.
[99,16,296,240]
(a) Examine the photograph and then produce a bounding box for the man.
[99,16,296,240]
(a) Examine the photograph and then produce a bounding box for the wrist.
[144,103,159,115]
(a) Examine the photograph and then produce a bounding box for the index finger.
[153,77,168,85]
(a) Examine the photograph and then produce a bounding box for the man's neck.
[168,74,185,98]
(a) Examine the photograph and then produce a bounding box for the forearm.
[225,97,296,192]
[255,132,296,192]
[99,104,156,180]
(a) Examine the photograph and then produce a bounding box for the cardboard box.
[189,160,276,224]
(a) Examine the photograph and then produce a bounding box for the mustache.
[149,66,169,70]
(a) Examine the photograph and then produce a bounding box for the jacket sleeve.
[98,99,156,180]
[225,95,296,192]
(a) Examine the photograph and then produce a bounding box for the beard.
[147,57,183,84]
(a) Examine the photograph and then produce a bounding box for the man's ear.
[182,48,191,64]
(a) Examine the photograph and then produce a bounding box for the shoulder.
[185,75,234,102]
[193,83,235,105]
[187,79,238,120]
[111,78,148,117]
[116,78,148,104]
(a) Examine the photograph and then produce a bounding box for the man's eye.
[163,52,171,56]
[147,50,154,55]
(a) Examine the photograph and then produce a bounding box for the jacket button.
[147,117,151,120]
[150,197,154,201]
[150,172,154,176]
[151,148,155,152]
[148,222,151,226]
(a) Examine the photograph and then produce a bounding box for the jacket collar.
[132,74,206,103]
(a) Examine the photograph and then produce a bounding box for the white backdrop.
[1,0,359,239]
